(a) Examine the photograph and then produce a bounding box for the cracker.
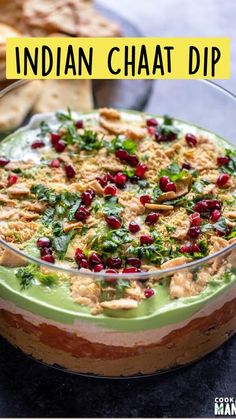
[23,0,89,35]
[0,81,43,132]
[33,79,93,113]
[22,0,121,37]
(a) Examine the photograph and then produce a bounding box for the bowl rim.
[0,79,236,280]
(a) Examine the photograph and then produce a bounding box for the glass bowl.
[0,79,235,378]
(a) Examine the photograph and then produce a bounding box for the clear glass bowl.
[0,79,235,378]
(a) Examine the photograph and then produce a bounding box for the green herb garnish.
[16,264,58,290]
[108,136,137,154]
[159,163,187,182]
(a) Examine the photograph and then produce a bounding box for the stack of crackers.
[0,0,121,131]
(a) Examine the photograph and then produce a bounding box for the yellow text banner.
[6,37,230,79]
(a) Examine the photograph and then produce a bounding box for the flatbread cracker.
[22,0,121,37]
[33,79,93,113]
[0,81,43,132]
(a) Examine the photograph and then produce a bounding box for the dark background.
[0,335,235,418]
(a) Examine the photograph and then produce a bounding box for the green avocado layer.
[0,111,235,332]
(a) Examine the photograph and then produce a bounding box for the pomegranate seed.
[217,156,230,166]
[64,164,76,179]
[37,237,51,248]
[75,248,86,262]
[31,140,45,149]
[87,188,95,198]
[191,243,201,253]
[146,118,158,127]
[105,269,118,282]
[0,157,10,167]
[7,173,18,187]
[193,200,208,213]
[140,235,154,245]
[188,226,201,238]
[50,132,61,145]
[216,225,232,236]
[190,212,202,226]
[216,173,230,188]
[155,132,164,142]
[182,162,192,170]
[89,252,103,267]
[165,182,176,192]
[147,126,156,135]
[79,259,89,269]
[135,163,147,178]
[114,172,127,188]
[93,264,104,272]
[81,190,94,206]
[104,185,117,196]
[211,209,221,222]
[127,154,139,167]
[140,194,151,206]
[41,254,55,263]
[74,205,90,221]
[126,258,141,268]
[54,139,67,152]
[159,176,170,191]
[76,120,84,129]
[130,176,140,184]
[145,212,160,225]
[128,221,140,233]
[144,288,155,298]
[107,173,115,183]
[40,247,53,257]
[106,257,122,269]
[49,158,61,168]
[180,245,192,254]
[115,149,129,161]
[206,199,222,210]
[96,175,108,187]
[156,130,177,142]
[105,215,121,229]
[185,133,197,147]
[123,267,138,273]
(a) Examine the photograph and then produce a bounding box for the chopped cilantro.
[108,136,137,154]
[226,226,236,239]
[152,185,162,201]
[127,232,169,264]
[56,108,73,122]
[163,115,173,125]
[92,228,132,255]
[156,121,180,141]
[213,217,228,235]
[30,184,58,205]
[159,163,187,182]
[123,167,136,178]
[41,207,55,226]
[16,264,58,290]
[220,149,236,174]
[165,225,176,233]
[77,130,104,151]
[52,230,76,259]
[102,196,124,217]
[38,120,50,137]
[191,240,209,259]
[192,178,210,193]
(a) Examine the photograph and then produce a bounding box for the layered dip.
[0,108,235,376]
